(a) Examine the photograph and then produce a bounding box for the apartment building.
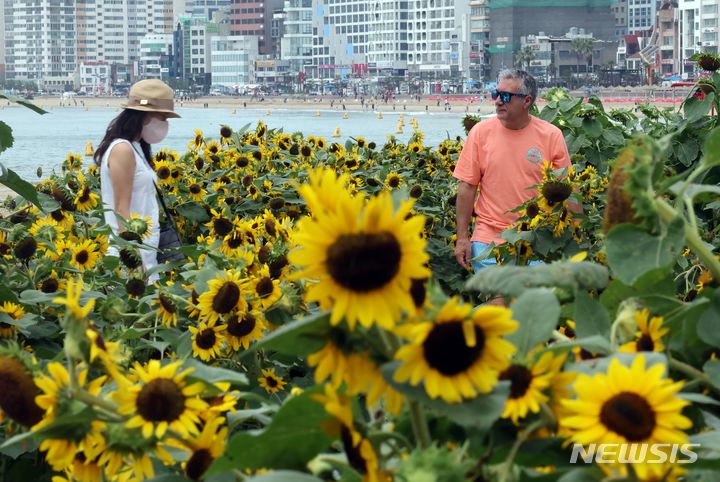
[280,0,312,74]
[656,0,679,75]
[231,0,283,55]
[139,33,175,79]
[628,0,659,34]
[209,35,258,87]
[3,0,77,90]
[469,0,491,81]
[366,0,409,76]
[679,0,718,77]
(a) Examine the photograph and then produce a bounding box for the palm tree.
[514,46,537,71]
[570,37,594,85]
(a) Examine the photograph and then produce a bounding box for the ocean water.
[0,106,473,180]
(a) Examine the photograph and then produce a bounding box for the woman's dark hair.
[94,109,152,167]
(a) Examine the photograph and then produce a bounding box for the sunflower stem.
[655,198,720,283]
[497,418,546,482]
[668,357,720,397]
[407,400,432,449]
[71,387,120,413]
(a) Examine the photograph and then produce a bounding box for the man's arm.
[454,181,477,269]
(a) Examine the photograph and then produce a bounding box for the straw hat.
[121,79,181,118]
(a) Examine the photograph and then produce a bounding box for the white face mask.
[141,117,169,144]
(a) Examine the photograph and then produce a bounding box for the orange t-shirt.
[453,116,570,244]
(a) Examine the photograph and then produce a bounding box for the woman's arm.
[107,142,136,221]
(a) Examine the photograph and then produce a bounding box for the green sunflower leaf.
[465,262,608,298]
[241,472,324,482]
[381,361,509,431]
[605,221,685,286]
[0,120,13,154]
[572,290,610,339]
[207,389,333,473]
[249,311,330,357]
[508,288,561,357]
[184,358,248,386]
[702,125,720,168]
[0,93,48,114]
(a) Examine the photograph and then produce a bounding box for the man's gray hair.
[497,69,537,106]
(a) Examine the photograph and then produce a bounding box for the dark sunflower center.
[136,378,186,423]
[410,278,427,308]
[196,328,217,349]
[256,277,274,298]
[388,176,400,188]
[340,425,368,474]
[599,392,656,441]
[158,167,171,180]
[213,218,233,236]
[212,282,240,314]
[185,448,213,481]
[636,334,655,352]
[265,376,279,388]
[541,181,572,203]
[499,365,533,399]
[526,202,540,218]
[265,219,276,237]
[301,146,312,157]
[78,188,91,203]
[40,278,59,293]
[159,293,177,314]
[345,159,357,168]
[422,321,486,376]
[75,250,89,264]
[126,278,146,297]
[190,184,202,194]
[227,233,243,249]
[326,232,402,292]
[227,312,256,337]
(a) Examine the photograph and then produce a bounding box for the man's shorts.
[470,241,543,272]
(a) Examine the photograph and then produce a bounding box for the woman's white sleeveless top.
[100,139,160,273]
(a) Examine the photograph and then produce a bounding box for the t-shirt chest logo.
[526,147,542,164]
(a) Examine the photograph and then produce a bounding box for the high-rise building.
[280,0,312,74]
[185,0,231,20]
[612,0,628,39]
[231,0,283,55]
[487,0,616,78]
[679,0,716,78]
[3,0,77,90]
[469,0,491,81]
[656,1,679,75]
[366,0,410,77]
[627,0,658,34]
[210,35,258,87]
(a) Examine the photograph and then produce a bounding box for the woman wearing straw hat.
[93,79,180,276]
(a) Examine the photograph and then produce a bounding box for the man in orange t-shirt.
[453,70,570,270]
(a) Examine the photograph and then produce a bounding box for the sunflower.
[126,214,153,240]
[28,216,62,241]
[189,320,226,361]
[385,172,403,189]
[346,352,405,416]
[186,178,208,202]
[86,328,123,379]
[116,360,207,439]
[313,385,385,482]
[250,265,282,308]
[197,270,249,323]
[69,239,101,271]
[408,142,424,154]
[37,270,64,294]
[499,351,566,424]
[74,185,100,212]
[223,305,267,351]
[308,340,352,387]
[393,297,518,403]
[561,355,691,479]
[53,277,95,320]
[0,231,12,259]
[154,160,173,186]
[0,355,43,426]
[258,368,287,393]
[619,309,669,353]
[166,415,228,481]
[290,170,430,330]
[206,209,235,238]
[153,289,179,327]
[0,301,25,338]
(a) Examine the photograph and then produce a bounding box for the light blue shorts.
[470,241,543,272]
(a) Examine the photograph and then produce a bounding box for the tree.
[570,37,594,86]
[515,46,537,71]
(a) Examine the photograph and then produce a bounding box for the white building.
[366,0,410,75]
[280,0,313,75]
[139,33,174,79]
[78,62,113,95]
[407,0,470,80]
[679,0,718,78]
[3,0,77,90]
[210,35,258,88]
[628,0,659,34]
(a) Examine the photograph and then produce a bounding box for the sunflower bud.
[603,147,640,233]
[119,248,143,269]
[268,197,285,210]
[409,185,423,198]
[99,296,127,323]
[126,277,146,298]
[220,125,233,138]
[0,355,44,426]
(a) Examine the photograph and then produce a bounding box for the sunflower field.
[0,70,719,482]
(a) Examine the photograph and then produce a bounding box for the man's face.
[494,78,531,123]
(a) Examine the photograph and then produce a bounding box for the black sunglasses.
[491,89,528,103]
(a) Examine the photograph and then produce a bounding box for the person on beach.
[94,79,180,275]
[453,70,571,271]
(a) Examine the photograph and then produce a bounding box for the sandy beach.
[0,90,689,116]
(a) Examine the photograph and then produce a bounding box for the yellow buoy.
[377,112,383,119]
[343,112,349,119]
[395,126,404,134]
[85,141,94,156]
[316,111,321,117]
[265,110,271,116]
[332,127,341,138]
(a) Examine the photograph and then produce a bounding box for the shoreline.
[0,93,686,115]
